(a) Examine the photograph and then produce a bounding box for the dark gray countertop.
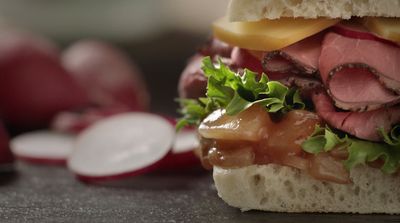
[0,162,399,223]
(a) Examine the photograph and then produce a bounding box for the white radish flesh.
[172,129,199,154]
[68,113,174,180]
[10,131,74,164]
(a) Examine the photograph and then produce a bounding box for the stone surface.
[0,162,399,223]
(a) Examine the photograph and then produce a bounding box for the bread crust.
[228,0,400,21]
[213,164,400,213]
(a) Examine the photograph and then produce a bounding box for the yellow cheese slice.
[213,17,340,51]
[363,17,400,43]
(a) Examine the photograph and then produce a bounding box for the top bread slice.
[228,0,400,21]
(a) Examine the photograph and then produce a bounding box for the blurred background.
[0,1,227,214]
[0,0,230,129]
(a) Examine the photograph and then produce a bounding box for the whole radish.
[62,40,150,111]
[0,29,88,129]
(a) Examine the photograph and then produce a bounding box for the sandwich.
[177,0,400,213]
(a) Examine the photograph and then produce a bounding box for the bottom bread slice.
[213,164,400,214]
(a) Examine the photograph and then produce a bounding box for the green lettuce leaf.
[177,57,304,129]
[301,125,346,154]
[176,98,207,131]
[380,125,400,147]
[302,126,400,174]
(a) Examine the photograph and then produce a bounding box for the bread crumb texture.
[213,164,400,213]
[228,0,400,21]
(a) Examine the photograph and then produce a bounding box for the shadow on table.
[78,166,211,191]
[0,167,18,186]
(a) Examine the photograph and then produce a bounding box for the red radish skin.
[10,131,75,165]
[160,117,201,169]
[166,129,200,169]
[0,28,60,62]
[51,106,131,134]
[62,40,150,111]
[0,122,14,165]
[331,22,400,48]
[160,150,201,170]
[68,113,174,182]
[0,30,88,129]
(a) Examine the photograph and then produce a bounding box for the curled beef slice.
[319,32,400,111]
[178,55,208,99]
[262,33,323,76]
[312,91,400,141]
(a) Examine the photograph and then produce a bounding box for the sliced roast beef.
[319,32,400,111]
[178,55,208,99]
[225,46,324,98]
[179,38,234,99]
[262,33,323,76]
[279,76,324,99]
[198,38,232,58]
[312,91,400,141]
[231,47,263,74]
[178,53,235,99]
[231,47,293,80]
[180,38,325,100]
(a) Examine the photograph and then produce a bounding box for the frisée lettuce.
[302,125,400,174]
[176,56,304,130]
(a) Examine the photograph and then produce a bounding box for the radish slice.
[158,116,201,169]
[161,115,198,153]
[160,129,201,169]
[332,21,399,47]
[173,129,199,154]
[68,112,174,181]
[10,131,74,165]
